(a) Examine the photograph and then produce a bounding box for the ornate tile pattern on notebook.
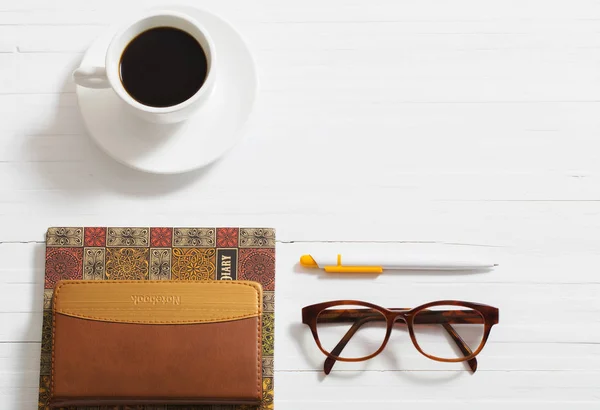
[39,227,276,410]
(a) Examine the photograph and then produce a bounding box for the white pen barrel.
[311,254,494,270]
[383,261,494,270]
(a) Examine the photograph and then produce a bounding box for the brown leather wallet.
[50,280,262,407]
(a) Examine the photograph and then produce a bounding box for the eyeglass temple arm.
[322,311,477,374]
[323,316,374,375]
[441,323,477,373]
[410,310,479,371]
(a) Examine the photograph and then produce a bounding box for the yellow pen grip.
[324,266,383,273]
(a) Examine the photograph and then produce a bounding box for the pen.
[299,254,497,273]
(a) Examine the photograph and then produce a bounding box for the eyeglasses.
[302,300,499,374]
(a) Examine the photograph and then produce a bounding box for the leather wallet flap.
[51,280,263,407]
[53,280,262,324]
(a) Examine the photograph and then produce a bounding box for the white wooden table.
[1,0,599,408]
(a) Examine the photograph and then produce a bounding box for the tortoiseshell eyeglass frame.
[302,300,499,374]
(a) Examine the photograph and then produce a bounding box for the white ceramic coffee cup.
[73,10,216,124]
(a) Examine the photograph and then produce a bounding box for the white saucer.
[76,6,258,174]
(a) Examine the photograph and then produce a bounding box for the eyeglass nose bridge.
[388,308,413,324]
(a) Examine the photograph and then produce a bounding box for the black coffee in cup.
[119,27,208,108]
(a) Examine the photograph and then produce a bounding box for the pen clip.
[323,254,383,273]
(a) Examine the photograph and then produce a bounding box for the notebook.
[38,227,276,410]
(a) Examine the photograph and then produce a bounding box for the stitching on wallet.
[55,310,260,324]
[50,291,56,399]
[50,280,263,399]
[256,288,262,399]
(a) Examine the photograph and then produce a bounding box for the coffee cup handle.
[73,67,110,89]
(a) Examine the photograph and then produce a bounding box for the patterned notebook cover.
[38,227,276,410]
